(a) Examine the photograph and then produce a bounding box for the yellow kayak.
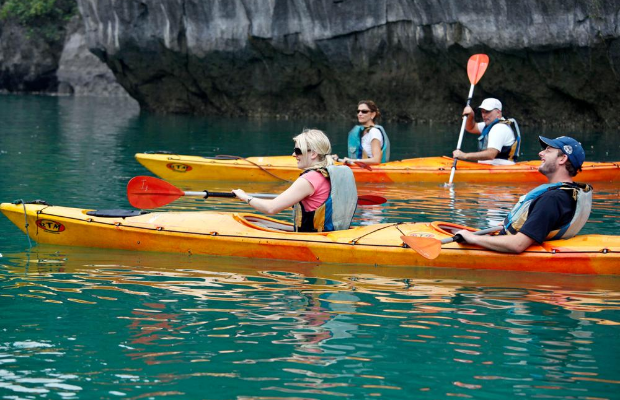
[2,202,618,275]
[135,153,620,183]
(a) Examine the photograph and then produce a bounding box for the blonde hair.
[293,128,333,169]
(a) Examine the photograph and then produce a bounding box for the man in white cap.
[455,136,592,253]
[452,98,521,165]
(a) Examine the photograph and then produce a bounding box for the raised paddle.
[338,158,372,171]
[447,54,490,185]
[400,225,503,259]
[127,176,387,209]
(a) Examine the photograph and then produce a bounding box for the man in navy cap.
[453,98,521,165]
[455,136,593,253]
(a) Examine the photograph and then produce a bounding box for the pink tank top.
[300,171,330,211]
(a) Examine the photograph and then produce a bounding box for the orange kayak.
[135,153,620,183]
[2,202,618,275]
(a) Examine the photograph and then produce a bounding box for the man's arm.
[455,230,535,253]
[453,148,499,161]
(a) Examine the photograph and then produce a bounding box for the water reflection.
[1,249,619,398]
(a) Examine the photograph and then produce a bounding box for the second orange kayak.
[135,153,620,183]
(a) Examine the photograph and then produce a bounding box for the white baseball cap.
[478,98,502,111]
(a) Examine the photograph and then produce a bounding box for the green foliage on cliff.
[0,0,76,41]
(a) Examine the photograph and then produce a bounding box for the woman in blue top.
[333,100,390,166]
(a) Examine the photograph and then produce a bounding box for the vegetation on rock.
[0,0,76,41]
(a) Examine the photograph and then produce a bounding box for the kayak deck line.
[135,153,620,183]
[2,203,619,275]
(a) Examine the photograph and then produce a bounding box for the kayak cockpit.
[234,213,341,235]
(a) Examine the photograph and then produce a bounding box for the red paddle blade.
[357,194,387,206]
[400,236,442,260]
[467,54,489,85]
[127,176,184,209]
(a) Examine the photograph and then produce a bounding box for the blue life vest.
[478,118,521,162]
[503,182,593,240]
[347,125,390,163]
[294,165,358,232]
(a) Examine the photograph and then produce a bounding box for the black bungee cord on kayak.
[145,151,294,182]
[12,199,33,250]
[215,155,293,182]
[349,222,404,245]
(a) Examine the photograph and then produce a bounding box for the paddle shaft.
[185,191,277,199]
[127,176,386,208]
[448,84,475,184]
[442,225,503,244]
[188,190,384,205]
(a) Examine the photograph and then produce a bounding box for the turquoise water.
[1,95,619,399]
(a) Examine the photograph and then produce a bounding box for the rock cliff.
[7,0,620,128]
[76,0,620,127]
[56,16,131,97]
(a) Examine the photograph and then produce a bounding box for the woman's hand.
[232,189,249,202]
[233,178,314,215]
[342,157,354,164]
[331,154,339,161]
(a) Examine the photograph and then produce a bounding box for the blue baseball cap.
[539,136,585,169]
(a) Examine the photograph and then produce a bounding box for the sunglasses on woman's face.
[357,109,370,114]
[293,147,303,156]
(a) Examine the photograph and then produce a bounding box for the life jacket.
[293,165,358,232]
[347,124,390,162]
[503,182,593,240]
[478,118,521,162]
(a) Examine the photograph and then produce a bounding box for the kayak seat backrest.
[432,221,474,235]
[242,215,295,232]
[86,210,151,218]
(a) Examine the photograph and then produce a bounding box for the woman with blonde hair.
[233,129,357,232]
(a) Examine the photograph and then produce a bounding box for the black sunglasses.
[293,147,303,156]
[357,109,371,114]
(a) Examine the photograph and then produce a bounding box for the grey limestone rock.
[57,15,131,97]
[52,0,620,127]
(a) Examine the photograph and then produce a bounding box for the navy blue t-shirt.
[518,188,576,244]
